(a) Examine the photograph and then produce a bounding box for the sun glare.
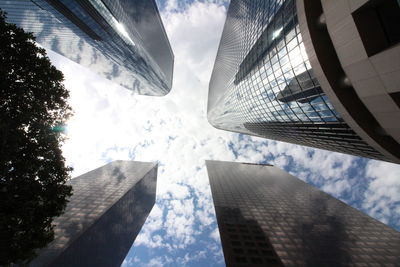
[272,27,283,40]
[114,19,135,46]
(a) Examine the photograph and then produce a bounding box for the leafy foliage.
[0,10,73,265]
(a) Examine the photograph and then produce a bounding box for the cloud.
[164,183,191,199]
[127,256,173,267]
[43,0,400,266]
[210,227,220,242]
[164,0,179,12]
[362,160,400,225]
[54,2,232,264]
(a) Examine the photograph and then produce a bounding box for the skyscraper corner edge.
[27,160,158,267]
[207,0,400,164]
[148,0,175,96]
[206,160,400,266]
[0,0,174,97]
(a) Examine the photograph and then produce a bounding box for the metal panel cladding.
[0,0,174,96]
[208,0,386,161]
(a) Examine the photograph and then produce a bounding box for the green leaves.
[0,10,73,265]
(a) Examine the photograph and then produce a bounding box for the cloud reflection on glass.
[0,0,173,96]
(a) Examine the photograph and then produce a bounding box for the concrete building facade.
[206,160,400,266]
[208,0,400,163]
[29,160,158,267]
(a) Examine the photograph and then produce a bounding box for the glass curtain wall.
[0,0,173,95]
[208,0,385,160]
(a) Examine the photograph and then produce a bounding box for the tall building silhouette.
[29,161,157,267]
[206,160,400,266]
[208,0,400,163]
[0,0,174,95]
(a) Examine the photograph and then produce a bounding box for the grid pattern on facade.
[216,207,283,266]
[243,121,381,159]
[206,160,400,266]
[100,0,174,88]
[207,0,387,161]
[29,161,157,267]
[0,0,173,95]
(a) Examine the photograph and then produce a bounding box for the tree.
[0,10,73,265]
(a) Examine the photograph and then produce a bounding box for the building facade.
[0,0,174,95]
[206,160,400,266]
[29,160,158,267]
[208,0,400,163]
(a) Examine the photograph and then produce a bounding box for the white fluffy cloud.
[45,0,400,265]
[363,160,400,224]
[49,1,231,264]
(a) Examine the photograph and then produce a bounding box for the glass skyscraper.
[0,0,174,95]
[206,160,400,266]
[28,161,157,267]
[208,0,400,163]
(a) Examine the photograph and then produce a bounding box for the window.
[235,256,247,263]
[251,257,263,264]
[233,248,244,254]
[231,241,241,246]
[248,249,259,255]
[352,0,400,56]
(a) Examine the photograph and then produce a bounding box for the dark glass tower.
[208,0,400,163]
[0,0,174,95]
[206,160,400,266]
[28,160,157,267]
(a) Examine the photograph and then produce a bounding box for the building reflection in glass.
[208,0,386,160]
[206,160,400,266]
[29,161,157,267]
[0,0,174,96]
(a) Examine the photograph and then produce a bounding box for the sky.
[42,0,400,266]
